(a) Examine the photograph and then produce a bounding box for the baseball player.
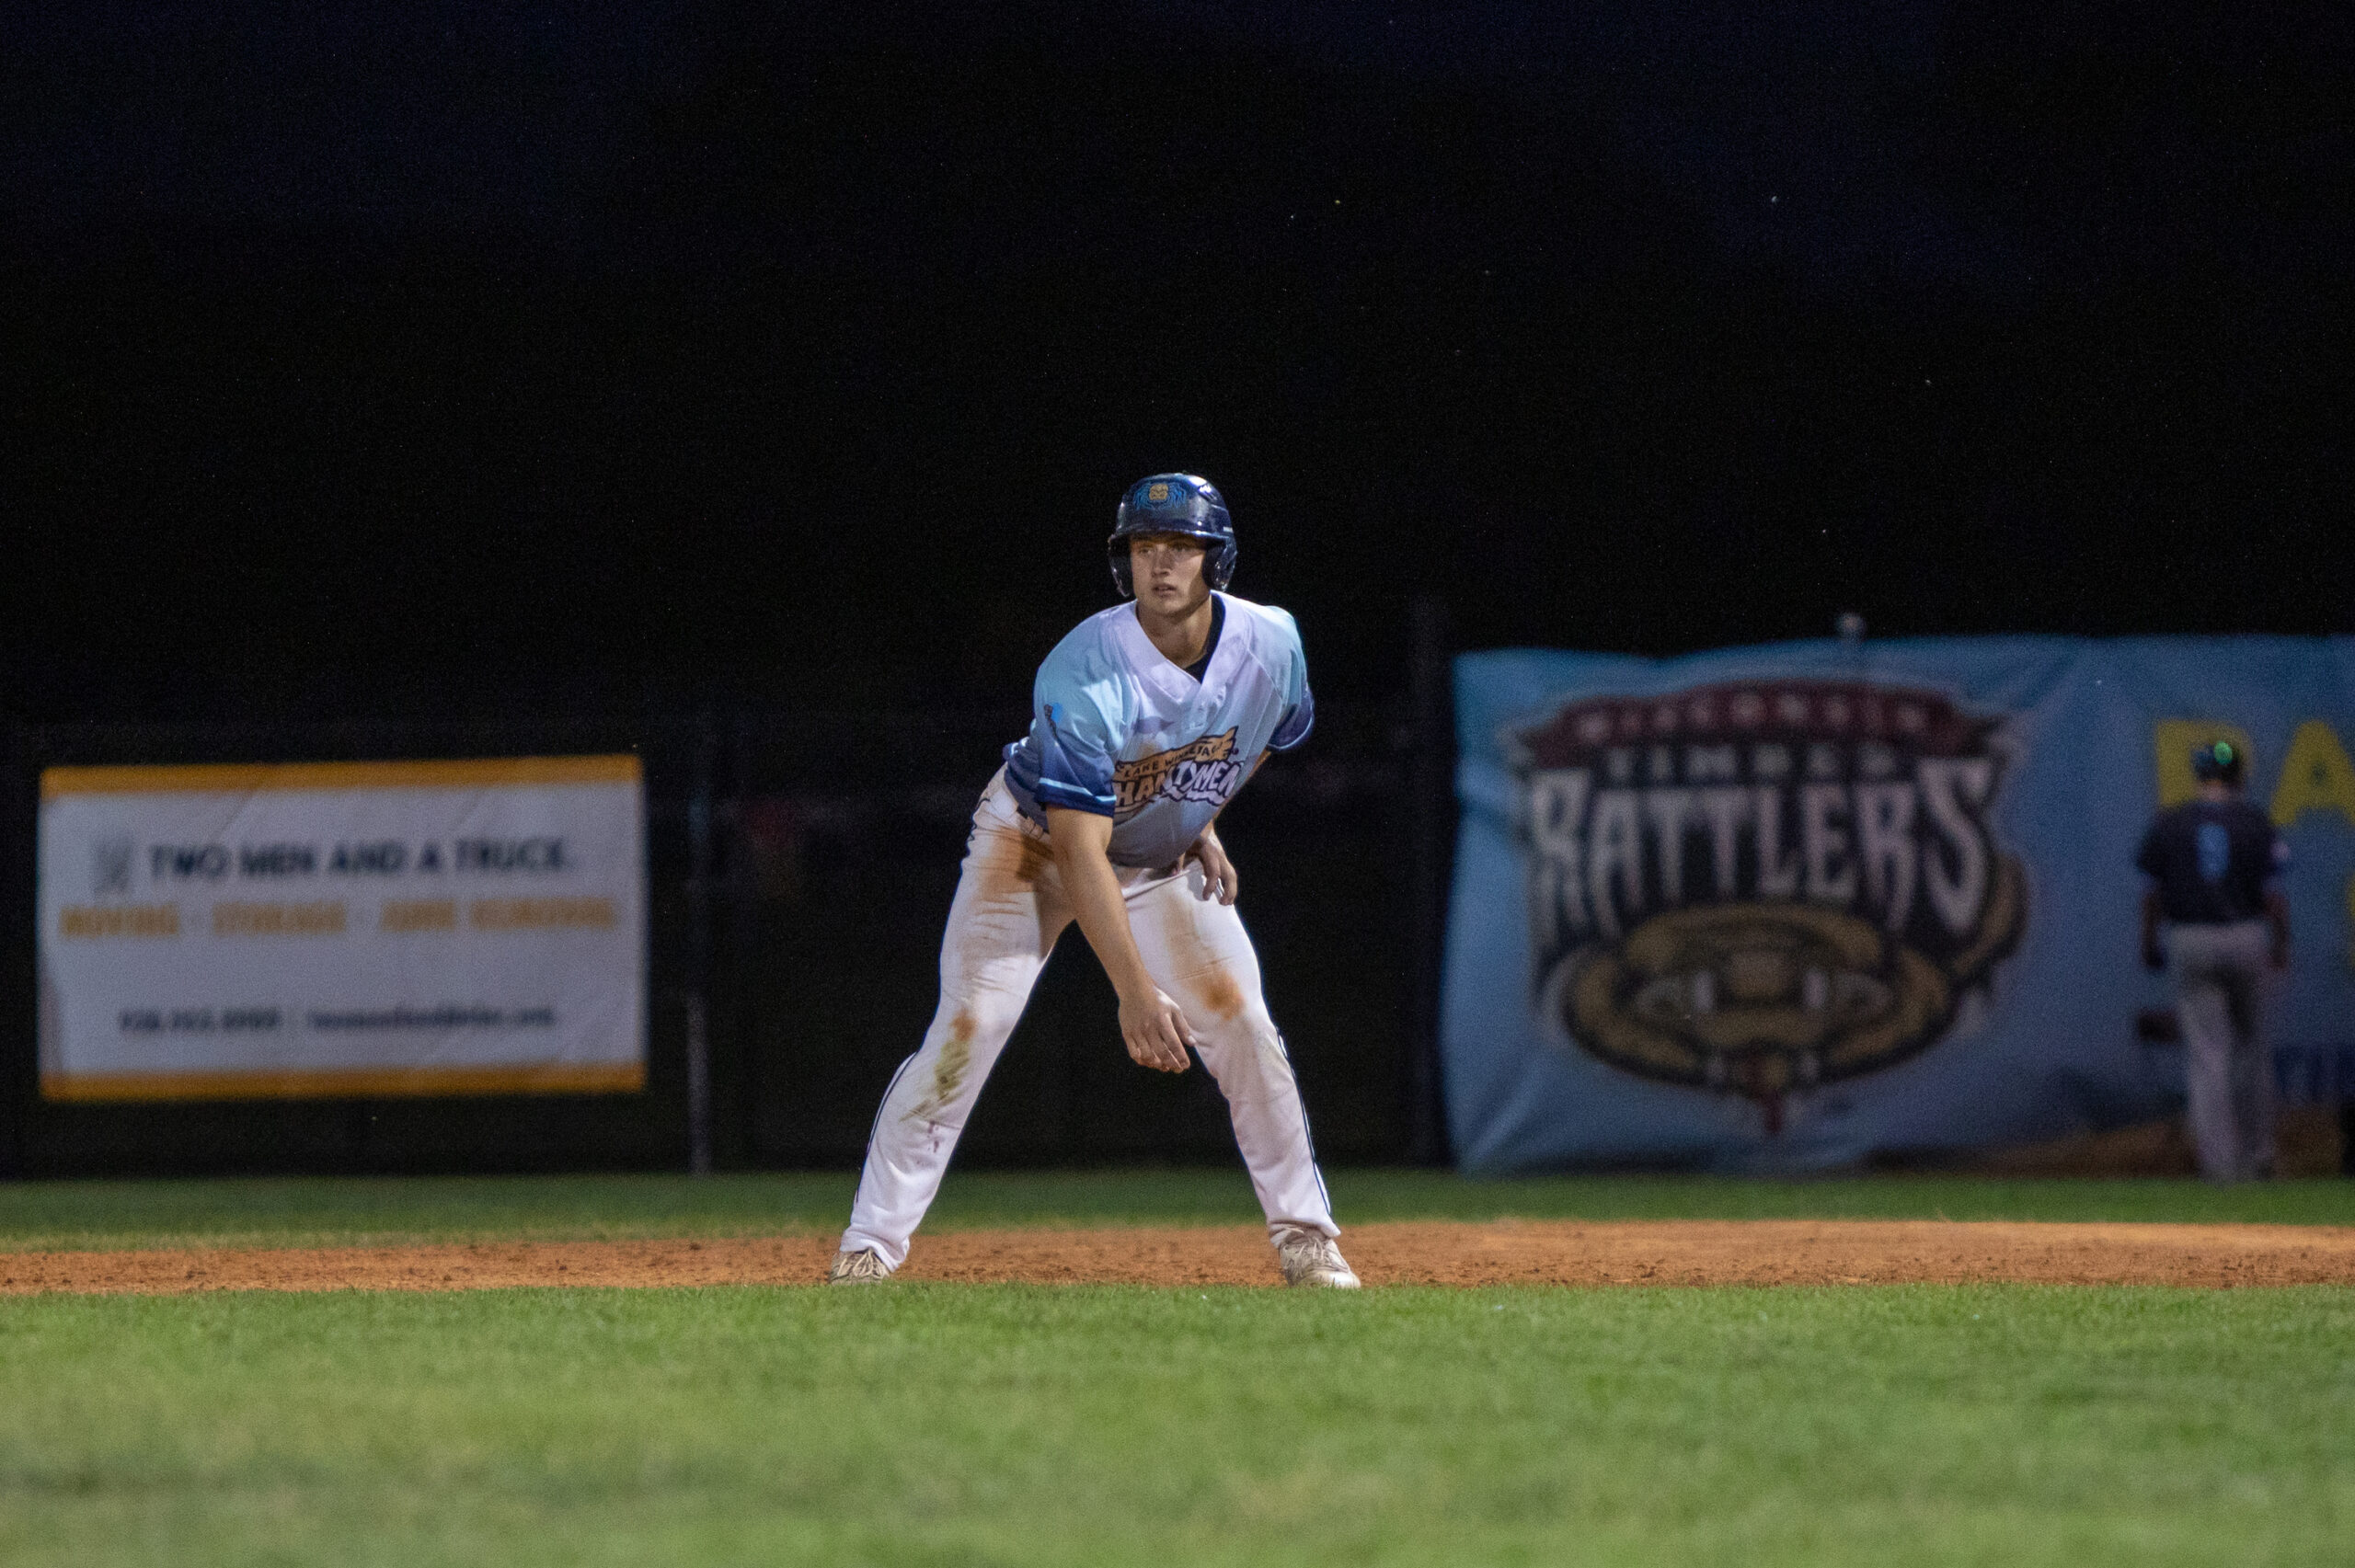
[2136,740,2292,1182]
[829,474,1357,1288]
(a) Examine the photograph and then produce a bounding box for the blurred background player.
[2136,740,2292,1182]
[830,474,1356,1287]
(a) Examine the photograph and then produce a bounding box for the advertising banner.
[1445,637,2355,1172]
[39,756,645,1101]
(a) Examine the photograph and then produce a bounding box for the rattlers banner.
[39,757,645,1101]
[1446,638,2355,1172]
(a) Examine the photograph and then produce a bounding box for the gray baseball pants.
[2169,920,2277,1182]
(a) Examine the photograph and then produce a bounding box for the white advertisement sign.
[38,757,645,1101]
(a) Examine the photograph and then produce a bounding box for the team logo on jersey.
[1510,680,2026,1129]
[1113,728,1244,817]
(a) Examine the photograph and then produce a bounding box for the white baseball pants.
[841,772,1338,1269]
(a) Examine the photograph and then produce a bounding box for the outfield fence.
[0,695,1430,1177]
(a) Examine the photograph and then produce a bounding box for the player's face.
[1129,534,1211,616]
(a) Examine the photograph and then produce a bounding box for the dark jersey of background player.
[2134,799,2288,925]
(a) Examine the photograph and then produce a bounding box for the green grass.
[3,1283,2349,1567]
[4,1174,2349,1564]
[2,1170,2353,1253]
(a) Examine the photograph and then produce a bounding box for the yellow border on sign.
[40,755,641,799]
[40,1062,646,1103]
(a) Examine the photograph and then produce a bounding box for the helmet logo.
[1146,482,1171,503]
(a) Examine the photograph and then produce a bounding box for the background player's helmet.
[2191,740,2244,785]
[1108,474,1237,598]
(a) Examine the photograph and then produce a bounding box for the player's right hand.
[1120,988,1198,1073]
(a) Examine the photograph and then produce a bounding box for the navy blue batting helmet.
[2191,739,2244,784]
[1108,474,1237,598]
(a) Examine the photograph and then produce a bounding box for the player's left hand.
[1182,832,1239,905]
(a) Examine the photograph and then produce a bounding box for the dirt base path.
[7,1219,2355,1295]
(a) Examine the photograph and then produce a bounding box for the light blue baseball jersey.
[1003,592,1315,868]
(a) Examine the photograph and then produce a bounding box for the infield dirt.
[6,1219,2355,1294]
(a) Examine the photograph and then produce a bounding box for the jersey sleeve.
[1265,608,1315,753]
[1025,656,1125,817]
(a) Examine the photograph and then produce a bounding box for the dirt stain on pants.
[906,1009,975,1125]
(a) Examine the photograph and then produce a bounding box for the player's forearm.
[1044,810,1158,1002]
[1196,754,1266,839]
[1187,752,1266,852]
[1066,865,1159,1001]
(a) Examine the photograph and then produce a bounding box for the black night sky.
[6,1,2349,721]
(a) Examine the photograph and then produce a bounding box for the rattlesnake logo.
[1511,680,2026,1127]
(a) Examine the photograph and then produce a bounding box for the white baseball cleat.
[1272,1224,1361,1289]
[827,1247,896,1285]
